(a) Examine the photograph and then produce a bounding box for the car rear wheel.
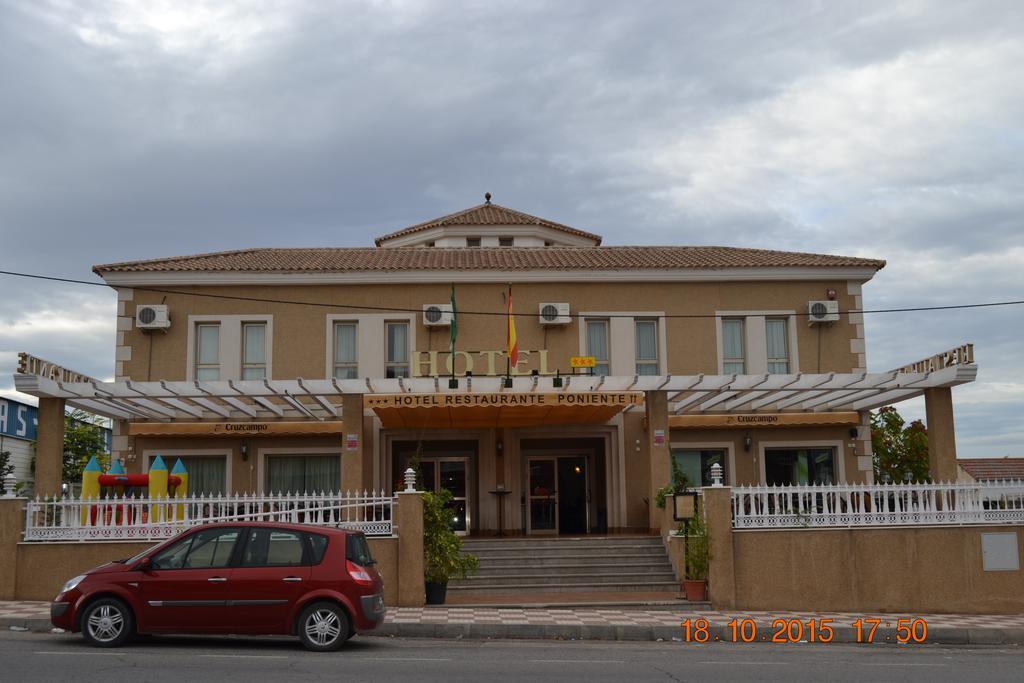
[298,602,349,652]
[81,598,133,648]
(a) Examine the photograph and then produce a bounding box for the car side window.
[151,528,239,570]
[305,532,329,565]
[240,528,307,567]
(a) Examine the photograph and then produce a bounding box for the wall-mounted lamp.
[743,434,753,452]
[240,442,249,462]
[849,427,860,440]
[448,378,459,389]
[496,439,504,455]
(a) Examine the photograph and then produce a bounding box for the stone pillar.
[395,491,425,607]
[341,394,365,492]
[703,486,736,610]
[35,398,66,497]
[645,390,670,532]
[0,497,26,599]
[924,388,959,482]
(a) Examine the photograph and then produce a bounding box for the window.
[721,318,745,374]
[544,241,553,246]
[150,527,240,570]
[765,448,836,485]
[266,454,341,493]
[307,533,329,564]
[498,236,514,247]
[635,319,659,375]
[172,456,226,495]
[241,323,266,380]
[586,320,610,375]
[385,322,410,378]
[466,237,481,247]
[241,528,306,567]
[333,322,358,379]
[672,449,727,487]
[425,241,435,247]
[346,533,375,567]
[766,318,790,373]
[195,324,220,380]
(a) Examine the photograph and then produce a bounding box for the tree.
[0,450,13,494]
[63,410,109,484]
[871,407,930,483]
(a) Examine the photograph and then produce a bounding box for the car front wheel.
[81,598,133,648]
[298,602,349,652]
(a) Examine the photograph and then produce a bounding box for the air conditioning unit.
[135,304,170,330]
[807,300,840,324]
[538,302,571,325]
[422,303,453,326]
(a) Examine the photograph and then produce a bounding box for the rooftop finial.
[484,192,492,204]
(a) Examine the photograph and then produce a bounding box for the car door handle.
[283,577,303,583]
[208,577,228,583]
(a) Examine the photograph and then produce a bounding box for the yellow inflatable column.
[148,455,169,522]
[171,458,188,522]
[80,456,102,525]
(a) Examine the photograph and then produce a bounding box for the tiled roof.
[958,458,1024,482]
[374,202,603,245]
[94,246,886,274]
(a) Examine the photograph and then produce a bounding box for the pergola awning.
[13,364,978,424]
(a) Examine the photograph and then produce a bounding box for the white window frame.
[332,321,359,379]
[756,440,846,486]
[578,312,667,376]
[241,322,267,380]
[720,318,746,374]
[324,314,417,379]
[715,311,799,375]
[144,449,233,494]
[765,317,791,374]
[585,318,611,375]
[186,315,273,382]
[385,320,411,378]
[634,318,660,375]
[669,441,736,486]
[257,446,343,495]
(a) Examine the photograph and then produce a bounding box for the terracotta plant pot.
[682,579,707,602]
[425,581,448,605]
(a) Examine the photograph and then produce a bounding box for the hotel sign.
[17,352,98,384]
[365,392,644,410]
[128,421,346,436]
[893,343,973,374]
[570,356,597,368]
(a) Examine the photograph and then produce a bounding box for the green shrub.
[422,489,478,584]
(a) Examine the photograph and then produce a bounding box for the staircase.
[449,536,679,597]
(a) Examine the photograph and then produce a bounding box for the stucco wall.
[16,541,154,601]
[730,526,1024,614]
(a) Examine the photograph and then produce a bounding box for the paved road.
[2,630,1021,681]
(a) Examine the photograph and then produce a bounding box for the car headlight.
[60,575,86,594]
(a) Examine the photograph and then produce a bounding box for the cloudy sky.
[1,0,1021,456]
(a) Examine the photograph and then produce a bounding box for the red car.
[50,522,385,651]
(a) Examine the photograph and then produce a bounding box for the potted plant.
[682,507,710,602]
[423,488,478,605]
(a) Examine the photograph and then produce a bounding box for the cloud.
[0,0,1021,455]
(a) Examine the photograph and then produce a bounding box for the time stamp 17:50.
[681,617,929,644]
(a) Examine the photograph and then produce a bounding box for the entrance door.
[420,457,470,535]
[527,456,590,535]
[557,457,588,535]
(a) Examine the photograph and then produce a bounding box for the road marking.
[860,663,946,667]
[198,654,288,660]
[34,651,127,656]
[531,659,627,664]
[350,657,453,662]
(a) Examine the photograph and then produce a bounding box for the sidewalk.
[4,601,1023,645]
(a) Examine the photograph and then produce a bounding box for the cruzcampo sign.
[364,392,644,410]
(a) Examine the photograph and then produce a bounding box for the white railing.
[732,480,1024,529]
[23,490,395,541]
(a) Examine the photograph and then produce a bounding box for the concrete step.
[447,580,682,594]
[470,561,673,576]
[461,549,668,562]
[461,537,662,550]
[451,572,678,587]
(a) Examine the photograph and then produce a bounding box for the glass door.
[527,458,558,534]
[420,457,470,535]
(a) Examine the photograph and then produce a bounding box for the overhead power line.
[0,268,1022,319]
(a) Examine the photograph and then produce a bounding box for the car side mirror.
[132,556,152,571]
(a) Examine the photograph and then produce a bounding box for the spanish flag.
[506,286,519,367]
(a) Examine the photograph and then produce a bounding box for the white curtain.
[267,455,341,494]
[722,319,744,373]
[387,323,408,363]
[587,320,609,375]
[766,319,789,373]
[243,324,265,364]
[335,324,357,363]
[178,456,227,495]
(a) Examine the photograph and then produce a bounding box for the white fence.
[23,491,395,541]
[732,481,1024,529]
